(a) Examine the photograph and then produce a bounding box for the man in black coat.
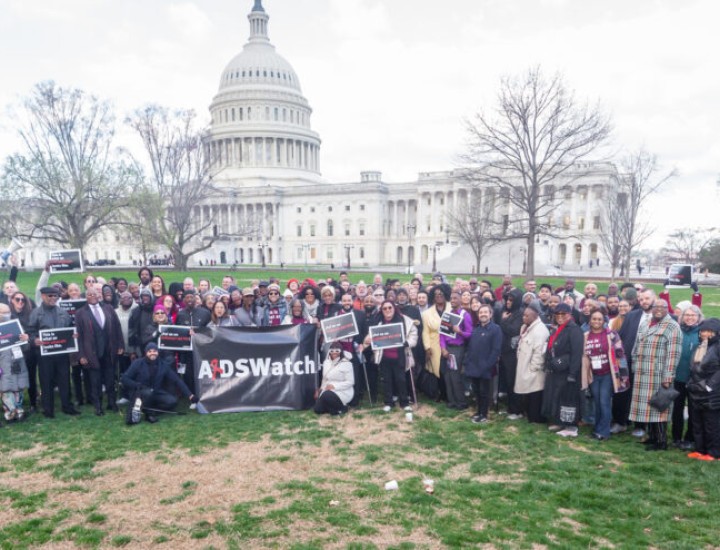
[122,343,197,423]
[27,286,80,418]
[175,290,211,395]
[75,287,125,415]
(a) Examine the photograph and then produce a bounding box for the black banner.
[369,322,405,350]
[320,312,358,342]
[49,249,83,273]
[58,299,87,323]
[193,324,319,413]
[39,327,78,356]
[158,325,193,351]
[0,319,25,351]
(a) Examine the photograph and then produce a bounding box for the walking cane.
[358,352,373,407]
[408,362,419,410]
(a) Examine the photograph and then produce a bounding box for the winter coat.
[464,321,503,379]
[121,356,192,397]
[318,353,355,405]
[0,348,29,392]
[687,321,720,410]
[515,318,549,394]
[262,299,288,327]
[629,315,682,423]
[676,324,700,384]
[421,303,450,377]
[500,289,525,360]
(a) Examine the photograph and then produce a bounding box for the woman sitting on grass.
[314,342,354,416]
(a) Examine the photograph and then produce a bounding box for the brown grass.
[0,411,444,548]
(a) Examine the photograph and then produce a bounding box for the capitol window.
[360,204,365,211]
[345,205,350,211]
[310,225,316,237]
[296,207,302,213]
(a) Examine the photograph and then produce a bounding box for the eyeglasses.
[12,297,25,303]
[86,279,96,284]
[268,291,279,295]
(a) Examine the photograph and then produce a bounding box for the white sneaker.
[383,405,392,412]
[189,403,197,410]
[631,428,646,438]
[507,414,523,420]
[116,397,129,406]
[548,424,563,431]
[403,406,413,412]
[610,423,627,434]
[557,428,579,438]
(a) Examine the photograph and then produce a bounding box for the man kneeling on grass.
[121,343,198,424]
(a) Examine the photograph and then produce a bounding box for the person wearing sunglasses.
[301,285,320,323]
[314,341,354,416]
[542,303,584,437]
[9,292,38,413]
[261,284,287,326]
[362,300,418,412]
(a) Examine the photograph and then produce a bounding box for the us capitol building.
[21,0,615,275]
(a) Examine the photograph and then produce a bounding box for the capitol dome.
[208,0,321,178]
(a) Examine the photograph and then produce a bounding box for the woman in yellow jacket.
[422,284,451,380]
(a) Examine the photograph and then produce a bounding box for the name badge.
[591,355,603,370]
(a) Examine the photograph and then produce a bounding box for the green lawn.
[1,398,719,548]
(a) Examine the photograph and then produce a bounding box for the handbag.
[546,353,570,374]
[649,386,680,412]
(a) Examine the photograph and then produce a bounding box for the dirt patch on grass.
[0,433,439,547]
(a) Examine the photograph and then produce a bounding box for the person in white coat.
[314,341,355,415]
[515,303,550,423]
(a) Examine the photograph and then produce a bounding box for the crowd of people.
[1,265,718,461]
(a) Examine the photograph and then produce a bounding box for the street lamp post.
[405,224,416,274]
[431,241,442,273]
[259,242,268,268]
[343,244,355,270]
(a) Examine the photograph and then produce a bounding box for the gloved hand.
[566,374,577,384]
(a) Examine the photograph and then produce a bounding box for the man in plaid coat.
[629,300,681,450]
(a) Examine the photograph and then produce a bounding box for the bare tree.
[598,188,626,280]
[663,227,716,264]
[614,148,676,280]
[462,66,611,278]
[128,105,220,271]
[446,190,502,273]
[1,81,138,254]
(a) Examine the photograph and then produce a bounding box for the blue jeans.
[590,373,613,438]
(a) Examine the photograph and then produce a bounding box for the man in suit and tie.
[75,287,124,415]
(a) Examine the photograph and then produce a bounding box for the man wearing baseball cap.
[27,286,80,418]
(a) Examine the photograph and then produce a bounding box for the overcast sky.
[1,0,718,248]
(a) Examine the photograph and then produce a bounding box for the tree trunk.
[526,230,536,279]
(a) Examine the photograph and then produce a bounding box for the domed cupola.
[208,0,321,176]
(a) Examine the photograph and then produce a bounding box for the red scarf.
[547,321,568,351]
